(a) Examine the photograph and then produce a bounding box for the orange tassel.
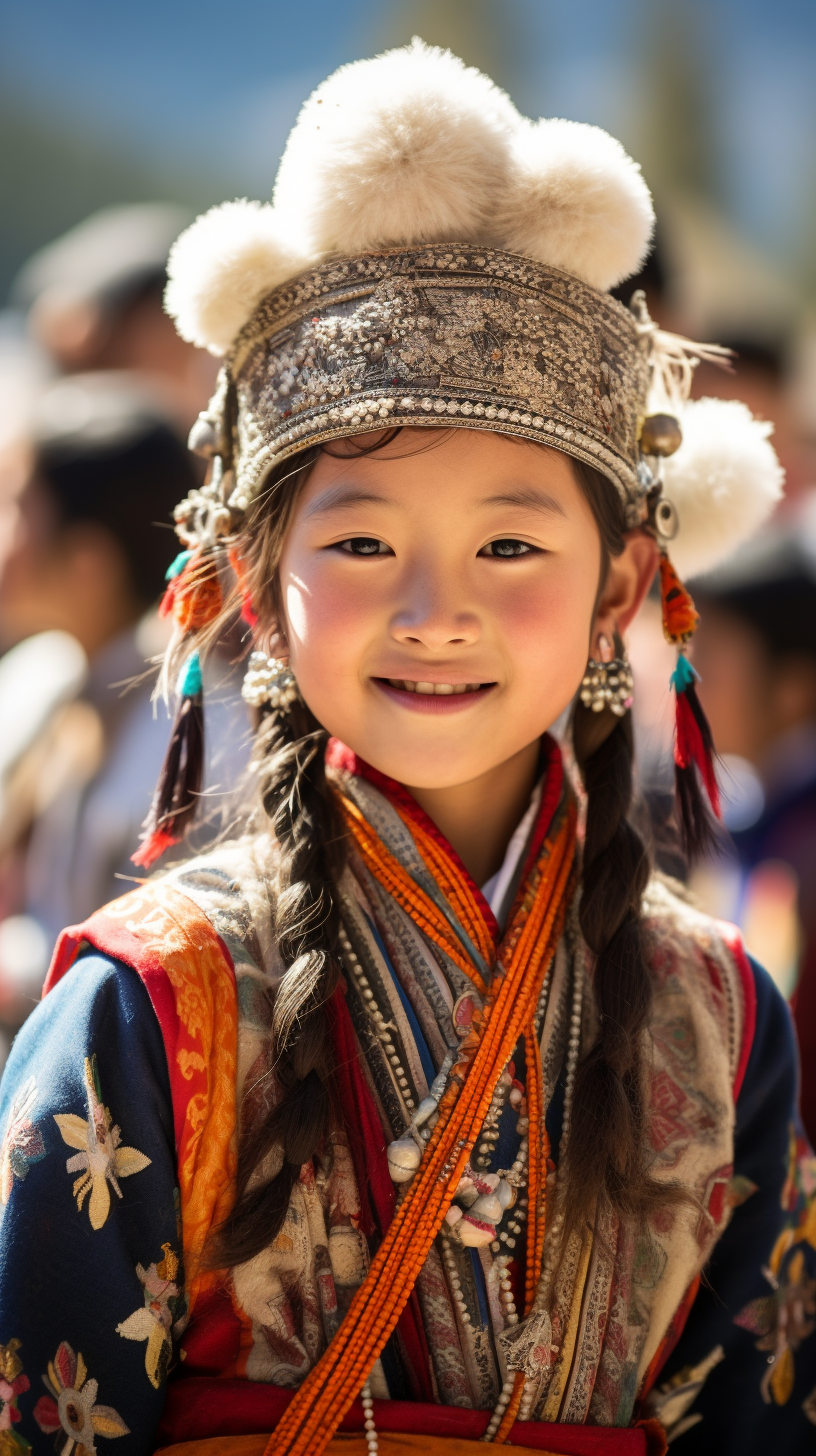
[659,554,699,646]
[658,553,699,646]
[160,548,223,632]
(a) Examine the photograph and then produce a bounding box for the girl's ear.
[593,528,659,647]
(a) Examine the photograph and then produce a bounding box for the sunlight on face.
[277,429,602,790]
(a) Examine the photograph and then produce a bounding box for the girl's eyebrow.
[304,483,394,518]
[481,486,566,517]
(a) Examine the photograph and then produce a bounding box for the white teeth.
[386,678,484,695]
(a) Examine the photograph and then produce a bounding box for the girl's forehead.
[299,428,583,501]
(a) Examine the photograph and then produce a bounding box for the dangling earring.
[241,650,300,710]
[579,634,634,717]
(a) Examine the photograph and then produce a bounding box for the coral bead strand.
[265,801,575,1456]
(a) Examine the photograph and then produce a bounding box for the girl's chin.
[371,680,498,714]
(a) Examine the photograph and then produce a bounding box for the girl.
[1,41,813,1456]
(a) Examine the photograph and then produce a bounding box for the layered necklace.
[265,762,579,1456]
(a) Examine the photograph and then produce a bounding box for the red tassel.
[675,688,721,816]
[671,653,722,859]
[228,545,258,628]
[132,690,204,868]
[131,828,179,870]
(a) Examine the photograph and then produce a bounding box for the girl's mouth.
[373,678,497,712]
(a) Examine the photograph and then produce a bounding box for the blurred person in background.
[0,373,248,1061]
[692,496,816,1144]
[10,203,217,429]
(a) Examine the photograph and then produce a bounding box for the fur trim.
[663,397,784,580]
[164,44,656,351]
[272,38,520,256]
[492,118,654,290]
[164,200,313,355]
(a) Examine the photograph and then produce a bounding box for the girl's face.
[277,429,616,790]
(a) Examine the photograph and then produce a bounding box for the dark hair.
[212,436,663,1267]
[36,413,199,608]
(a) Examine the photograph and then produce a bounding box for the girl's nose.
[390,577,480,649]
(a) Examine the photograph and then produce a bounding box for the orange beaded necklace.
[264,774,578,1456]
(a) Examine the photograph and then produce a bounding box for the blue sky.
[1,0,814,266]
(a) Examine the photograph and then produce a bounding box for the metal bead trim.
[579,655,634,716]
[241,651,299,710]
[220,245,650,524]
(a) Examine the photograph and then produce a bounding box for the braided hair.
[209,445,670,1267]
[565,462,681,1235]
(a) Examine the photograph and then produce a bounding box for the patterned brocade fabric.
[212,247,651,522]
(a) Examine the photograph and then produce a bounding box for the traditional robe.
[1,745,814,1454]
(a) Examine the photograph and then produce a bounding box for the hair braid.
[565,708,676,1234]
[211,691,346,1267]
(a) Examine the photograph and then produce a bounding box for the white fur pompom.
[164,200,312,355]
[662,398,785,580]
[272,38,520,256]
[491,118,654,291]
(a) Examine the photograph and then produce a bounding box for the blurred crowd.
[2,194,816,1146]
[0,204,251,1068]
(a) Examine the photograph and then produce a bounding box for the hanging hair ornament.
[658,533,721,860]
[159,543,223,633]
[241,651,300,711]
[132,651,205,869]
[629,297,725,859]
[159,377,244,634]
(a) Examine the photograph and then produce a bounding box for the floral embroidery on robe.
[54,1057,151,1230]
[116,1245,187,1389]
[0,1338,30,1453]
[0,1080,45,1208]
[734,1127,816,1416]
[33,1342,129,1454]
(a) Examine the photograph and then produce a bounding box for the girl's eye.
[481,538,539,558]
[337,537,391,556]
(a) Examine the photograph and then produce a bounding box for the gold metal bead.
[639,412,683,457]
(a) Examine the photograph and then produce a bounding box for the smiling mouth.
[372,677,497,711]
[382,678,489,695]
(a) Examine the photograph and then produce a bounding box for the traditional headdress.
[134,39,783,866]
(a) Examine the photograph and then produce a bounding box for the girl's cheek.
[495,570,595,670]
[284,568,374,665]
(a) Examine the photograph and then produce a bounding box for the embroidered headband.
[187,245,652,528]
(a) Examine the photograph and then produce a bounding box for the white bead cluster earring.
[579,632,633,717]
[241,650,300,710]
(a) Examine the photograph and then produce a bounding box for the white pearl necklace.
[361,1378,378,1455]
[339,925,416,1115]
